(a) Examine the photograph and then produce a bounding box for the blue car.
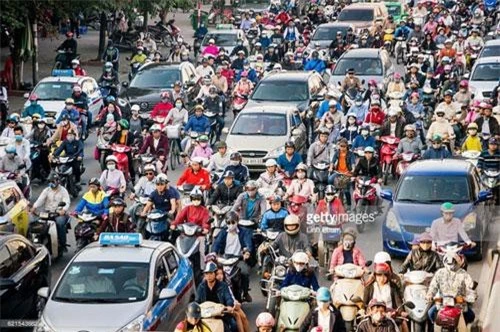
[380,160,491,259]
[36,233,195,331]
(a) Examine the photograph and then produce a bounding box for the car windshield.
[231,113,287,136]
[396,175,471,203]
[481,46,500,58]
[338,9,374,22]
[333,57,383,76]
[471,63,500,81]
[33,82,73,101]
[312,26,349,40]
[202,33,238,47]
[130,69,181,88]
[52,262,149,303]
[387,5,401,17]
[251,81,308,101]
[241,0,268,4]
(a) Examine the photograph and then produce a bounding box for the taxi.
[36,233,195,332]
[199,24,249,61]
[23,70,104,127]
[0,180,30,237]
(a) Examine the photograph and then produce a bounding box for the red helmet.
[241,70,249,77]
[66,31,74,37]
[374,262,391,275]
[29,93,38,101]
[160,91,170,99]
[459,80,468,87]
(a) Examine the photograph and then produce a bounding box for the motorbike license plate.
[243,158,262,165]
[323,228,341,242]
[45,117,55,124]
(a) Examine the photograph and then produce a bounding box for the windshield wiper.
[38,98,61,101]
[396,198,432,204]
[53,296,123,303]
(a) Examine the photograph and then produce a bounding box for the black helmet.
[186,302,202,320]
[48,173,60,183]
[230,152,242,160]
[110,198,126,207]
[226,210,240,224]
[88,177,100,186]
[325,185,337,195]
[285,141,296,149]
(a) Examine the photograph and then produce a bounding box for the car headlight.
[117,98,128,107]
[118,314,145,332]
[265,146,285,159]
[386,210,401,233]
[35,317,55,332]
[463,212,476,232]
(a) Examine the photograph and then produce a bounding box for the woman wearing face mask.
[191,135,213,159]
[340,114,360,144]
[128,105,144,133]
[99,155,127,194]
[426,110,455,145]
[300,287,346,332]
[165,97,189,126]
[285,163,316,202]
[96,101,122,126]
[399,232,442,274]
[101,113,117,141]
[280,251,319,291]
[357,299,399,332]
[27,118,51,178]
[363,263,403,312]
[329,228,366,274]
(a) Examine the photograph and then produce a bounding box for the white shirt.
[318,310,331,331]
[153,137,160,150]
[373,282,393,309]
[390,122,397,136]
[225,230,241,256]
[33,186,71,212]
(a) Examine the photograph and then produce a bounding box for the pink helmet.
[256,312,275,327]
[241,70,248,77]
[410,92,419,99]
[368,79,377,86]
[160,91,170,99]
[459,80,468,87]
[472,100,481,107]
[29,93,38,101]
[394,73,401,79]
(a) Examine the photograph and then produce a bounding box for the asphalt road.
[4,10,498,331]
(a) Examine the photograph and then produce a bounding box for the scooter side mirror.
[351,296,363,303]
[365,260,373,267]
[380,189,393,201]
[58,202,66,207]
[222,127,229,134]
[121,81,129,88]
[23,92,30,99]
[404,301,416,310]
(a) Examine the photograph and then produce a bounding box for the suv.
[225,105,307,172]
[337,3,389,34]
[380,160,491,259]
[467,56,500,100]
[329,48,394,88]
[120,62,201,117]
[307,23,355,52]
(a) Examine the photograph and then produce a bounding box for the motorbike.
[178,184,195,207]
[110,143,132,180]
[145,210,170,241]
[404,271,433,332]
[110,29,140,50]
[467,45,482,70]
[99,79,119,99]
[217,255,242,302]
[52,156,83,198]
[0,98,8,132]
[395,37,407,64]
[74,212,100,252]
[96,132,112,170]
[193,36,203,58]
[183,131,199,156]
[264,246,289,317]
[134,153,156,178]
[287,195,308,226]
[387,91,405,109]
[205,109,223,145]
[200,301,228,332]
[130,195,149,234]
[317,213,344,269]
[461,150,481,167]
[28,202,67,259]
[232,93,248,117]
[0,168,31,200]
[54,50,78,70]
[275,285,314,330]
[329,263,369,332]
[128,62,142,81]
[396,152,420,179]
[352,176,378,233]
[209,204,232,248]
[379,136,400,185]
[311,161,330,200]
[29,141,50,182]
[434,294,475,332]
[175,222,204,284]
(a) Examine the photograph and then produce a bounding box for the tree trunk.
[97,11,107,60]
[12,28,24,90]
[32,19,38,85]
[160,9,169,24]
[143,10,149,31]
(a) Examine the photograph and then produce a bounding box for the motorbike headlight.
[386,210,401,233]
[117,98,128,107]
[265,146,285,159]
[117,314,145,332]
[35,317,55,332]
[275,265,286,278]
[462,212,476,232]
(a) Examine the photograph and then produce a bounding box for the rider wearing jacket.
[281,251,319,291]
[270,215,312,259]
[329,228,366,273]
[177,157,211,191]
[207,170,243,206]
[260,195,288,231]
[399,232,443,274]
[220,152,249,185]
[74,178,109,217]
[231,181,267,222]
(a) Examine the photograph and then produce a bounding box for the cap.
[364,146,375,153]
[488,137,498,145]
[223,170,235,178]
[204,262,217,273]
[368,299,387,309]
[418,232,433,243]
[432,134,443,142]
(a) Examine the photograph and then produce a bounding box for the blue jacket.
[56,108,80,124]
[184,115,210,134]
[304,59,326,73]
[277,152,303,175]
[316,100,342,119]
[352,135,376,150]
[75,190,109,216]
[212,227,254,254]
[395,26,412,39]
[259,36,271,49]
[22,104,45,118]
[348,104,369,122]
[54,139,84,158]
[422,147,451,160]
[331,150,356,169]
[281,268,320,291]
[236,68,258,83]
[260,208,288,231]
[196,280,235,307]
[340,125,360,143]
[220,164,249,185]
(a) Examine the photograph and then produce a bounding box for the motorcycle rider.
[99,155,126,193]
[329,228,366,273]
[26,117,51,178]
[12,126,31,170]
[212,67,228,96]
[151,91,173,120]
[71,85,90,134]
[97,198,134,236]
[139,124,169,161]
[352,125,377,150]
[357,299,399,332]
[277,141,303,175]
[464,28,484,49]
[380,109,405,139]
[269,214,312,259]
[141,174,178,216]
[109,119,136,181]
[426,252,477,324]
[57,31,77,68]
[0,145,27,190]
[260,195,288,232]
[196,57,215,78]
[174,302,211,332]
[353,146,383,203]
[364,100,386,129]
[347,95,369,124]
[30,173,71,253]
[203,86,224,141]
[221,152,249,186]
[422,134,452,159]
[307,128,333,172]
[461,122,482,152]
[98,62,120,97]
[208,141,230,172]
[387,73,406,95]
[208,170,242,206]
[212,211,253,302]
[285,163,316,202]
[191,135,213,159]
[399,232,443,274]
[142,33,157,54]
[475,102,499,141]
[280,251,319,291]
[23,94,45,118]
[101,40,120,72]
[364,262,404,311]
[182,105,210,150]
[56,98,80,124]
[256,159,283,191]
[304,51,326,73]
[430,202,475,247]
[71,59,87,76]
[177,157,211,191]
[51,128,83,184]
[397,124,423,154]
[426,109,455,147]
[454,80,472,107]
[231,180,267,222]
[478,137,500,171]
[300,287,346,332]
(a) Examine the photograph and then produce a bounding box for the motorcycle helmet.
[441,202,455,213]
[226,210,240,225]
[292,251,309,272]
[110,197,126,207]
[245,180,258,190]
[144,164,156,174]
[88,177,100,186]
[368,299,387,309]
[104,62,113,70]
[155,174,169,184]
[29,93,38,101]
[364,146,375,154]
[131,104,140,112]
[285,141,295,149]
[341,227,357,250]
[241,70,248,77]
[65,98,75,105]
[316,287,331,302]
[186,302,202,320]
[160,91,170,99]
[230,152,242,161]
[256,312,275,328]
[72,85,82,92]
[197,135,209,142]
[404,124,416,132]
[265,159,277,167]
[467,122,478,130]
[318,127,330,136]
[215,141,227,149]
[443,252,462,271]
[459,80,468,88]
[273,63,282,71]
[106,96,116,104]
[374,251,391,264]
[284,214,300,235]
[118,119,129,130]
[190,188,203,200]
[47,173,60,184]
[295,163,308,172]
[374,262,391,275]
[105,155,118,164]
[150,124,162,132]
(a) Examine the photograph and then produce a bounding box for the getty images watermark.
[305,210,377,233]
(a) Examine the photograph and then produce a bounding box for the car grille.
[240,151,268,158]
[482,91,492,98]
[402,225,429,234]
[45,111,57,118]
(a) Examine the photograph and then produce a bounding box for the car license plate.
[243,158,262,165]
[46,118,54,124]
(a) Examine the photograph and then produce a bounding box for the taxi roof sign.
[51,69,75,77]
[216,24,233,30]
[99,233,143,246]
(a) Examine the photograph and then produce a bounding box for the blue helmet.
[5,145,16,154]
[316,287,331,302]
[106,95,116,103]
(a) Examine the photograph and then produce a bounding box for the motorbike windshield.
[130,68,181,89]
[333,58,383,76]
[386,5,401,17]
[470,63,500,81]
[32,82,73,101]
[52,262,149,303]
[230,113,287,136]
[251,81,308,101]
[396,175,471,204]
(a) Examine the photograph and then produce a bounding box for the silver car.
[307,23,355,53]
[467,56,500,100]
[36,235,195,332]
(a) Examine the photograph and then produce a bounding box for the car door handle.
[15,283,22,291]
[34,266,40,274]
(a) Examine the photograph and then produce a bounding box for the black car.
[0,233,50,319]
[119,62,201,117]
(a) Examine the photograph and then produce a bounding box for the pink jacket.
[202,45,219,56]
[329,246,366,271]
[191,145,213,159]
[465,110,479,125]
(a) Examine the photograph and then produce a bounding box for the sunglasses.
[227,220,237,225]
[326,193,335,196]
[420,241,432,244]
[294,262,306,266]
[247,188,257,191]
[191,198,202,201]
[145,172,154,175]
[339,145,347,148]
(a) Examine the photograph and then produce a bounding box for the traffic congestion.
[0,0,499,331]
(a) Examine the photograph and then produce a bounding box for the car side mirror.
[23,92,30,99]
[121,81,129,88]
[463,73,470,79]
[291,128,302,136]
[0,279,16,290]
[365,260,372,267]
[38,287,49,298]
[158,288,177,300]
[361,79,365,85]
[477,190,492,203]
[380,189,393,201]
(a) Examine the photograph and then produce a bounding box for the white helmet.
[292,251,309,264]
[131,104,141,112]
[374,251,391,264]
[150,124,162,132]
[144,164,156,173]
[284,214,300,235]
[105,155,118,164]
[71,59,80,65]
[265,159,277,167]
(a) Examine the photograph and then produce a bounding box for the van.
[337,3,389,33]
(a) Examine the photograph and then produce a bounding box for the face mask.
[192,200,201,207]
[37,123,45,129]
[107,164,116,171]
[108,108,115,113]
[175,103,182,109]
[371,312,382,324]
[343,240,354,250]
[65,105,73,110]
[230,160,239,166]
[48,182,57,189]
[294,263,305,272]
[137,51,143,55]
[361,130,369,136]
[15,135,22,142]
[468,129,477,136]
[200,142,208,148]
[7,153,15,159]
[238,41,243,45]
[67,135,75,142]
[318,301,329,310]
[297,172,306,179]
[228,224,238,232]
[106,68,112,72]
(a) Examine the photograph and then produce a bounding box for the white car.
[199,25,249,61]
[23,72,104,126]
[467,56,500,100]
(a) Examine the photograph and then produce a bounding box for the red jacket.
[172,205,210,231]
[329,246,367,271]
[151,102,173,118]
[315,198,346,216]
[364,109,385,126]
[177,168,211,190]
[74,67,87,76]
[139,134,169,157]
